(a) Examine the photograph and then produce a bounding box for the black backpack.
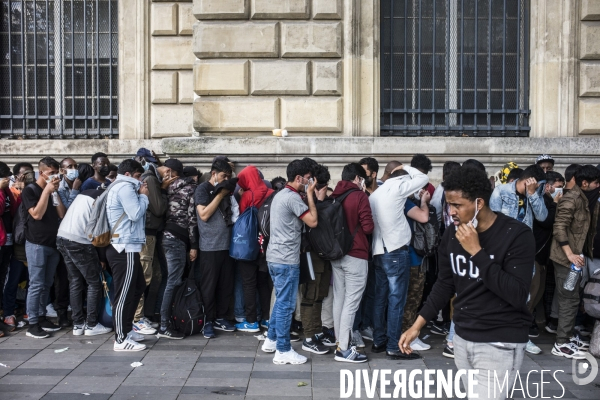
[171,277,204,336]
[12,202,28,246]
[411,204,440,257]
[258,191,278,243]
[306,190,358,261]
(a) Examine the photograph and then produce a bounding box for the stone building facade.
[1,0,600,181]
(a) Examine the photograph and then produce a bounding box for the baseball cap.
[213,155,231,163]
[136,148,158,164]
[164,159,184,175]
[536,154,554,165]
[183,166,200,177]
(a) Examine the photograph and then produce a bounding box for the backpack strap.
[589,278,600,284]
[583,293,600,302]
[110,213,127,238]
[333,189,361,236]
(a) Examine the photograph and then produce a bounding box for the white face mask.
[551,187,563,199]
[45,174,59,183]
[456,199,480,231]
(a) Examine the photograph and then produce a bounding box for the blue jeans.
[353,261,375,331]
[160,236,187,327]
[2,255,25,317]
[373,247,410,352]
[234,263,245,322]
[25,241,60,325]
[447,320,456,343]
[267,263,300,352]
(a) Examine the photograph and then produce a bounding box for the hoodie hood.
[331,180,361,199]
[237,165,273,213]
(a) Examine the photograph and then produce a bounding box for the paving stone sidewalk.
[0,325,598,400]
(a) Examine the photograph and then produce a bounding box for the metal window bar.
[380,0,530,137]
[0,0,118,139]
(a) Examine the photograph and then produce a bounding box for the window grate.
[0,0,118,139]
[380,0,530,137]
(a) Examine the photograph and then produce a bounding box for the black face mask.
[98,166,111,178]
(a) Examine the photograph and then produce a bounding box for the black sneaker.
[302,337,329,355]
[290,332,301,342]
[156,326,184,340]
[57,309,71,328]
[442,345,455,359]
[26,323,50,339]
[315,332,336,347]
[529,323,539,338]
[214,318,236,332]
[430,322,449,336]
[39,317,61,332]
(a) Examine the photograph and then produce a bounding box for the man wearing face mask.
[400,166,535,400]
[23,157,67,339]
[80,152,112,191]
[195,159,237,339]
[532,171,565,336]
[131,150,174,335]
[58,158,81,209]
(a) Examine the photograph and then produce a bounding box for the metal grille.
[380,0,530,137]
[1,0,118,139]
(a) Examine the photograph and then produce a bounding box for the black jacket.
[533,193,558,266]
[141,166,168,235]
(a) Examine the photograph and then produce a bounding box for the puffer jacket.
[106,175,149,245]
[141,165,168,235]
[550,184,600,267]
[164,177,198,250]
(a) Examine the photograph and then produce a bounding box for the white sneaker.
[46,304,57,318]
[133,320,156,335]
[525,340,542,355]
[140,317,159,330]
[128,330,146,342]
[72,324,84,336]
[261,337,277,353]
[273,349,308,365]
[410,337,431,351]
[84,323,112,336]
[351,330,366,348]
[114,338,146,352]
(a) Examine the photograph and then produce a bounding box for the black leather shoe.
[57,310,71,328]
[371,342,387,353]
[386,350,421,360]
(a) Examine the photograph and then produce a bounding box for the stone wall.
[579,0,600,134]
[191,0,347,136]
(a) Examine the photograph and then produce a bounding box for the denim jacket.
[106,175,149,245]
[489,179,548,230]
[58,178,79,209]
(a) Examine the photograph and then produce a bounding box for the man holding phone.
[400,165,535,400]
[23,157,66,339]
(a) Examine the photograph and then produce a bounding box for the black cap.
[164,159,184,175]
[136,148,158,163]
[183,166,200,177]
[212,155,231,163]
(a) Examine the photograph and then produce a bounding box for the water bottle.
[563,255,583,291]
[51,192,59,207]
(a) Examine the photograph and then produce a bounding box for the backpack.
[583,260,600,319]
[98,271,114,329]
[411,204,440,257]
[85,181,129,247]
[229,205,260,261]
[258,191,277,241]
[306,189,358,261]
[171,277,204,336]
[12,202,27,245]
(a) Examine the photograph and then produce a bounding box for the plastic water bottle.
[51,192,59,207]
[563,256,583,291]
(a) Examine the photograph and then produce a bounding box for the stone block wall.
[579,0,600,134]
[191,0,345,135]
[150,1,195,137]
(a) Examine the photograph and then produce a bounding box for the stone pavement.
[0,325,599,400]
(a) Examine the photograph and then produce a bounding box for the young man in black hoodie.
[400,166,535,400]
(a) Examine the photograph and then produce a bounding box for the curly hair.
[443,165,493,205]
[410,154,432,173]
[314,164,331,185]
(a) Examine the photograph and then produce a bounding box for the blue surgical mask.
[143,163,150,171]
[65,169,79,181]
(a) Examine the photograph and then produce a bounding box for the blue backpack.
[98,271,114,329]
[229,205,260,261]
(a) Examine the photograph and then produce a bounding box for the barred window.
[380,0,530,137]
[1,0,118,139]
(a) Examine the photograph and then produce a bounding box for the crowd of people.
[0,149,598,373]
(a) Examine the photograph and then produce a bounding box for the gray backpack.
[84,181,129,247]
[583,259,600,319]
